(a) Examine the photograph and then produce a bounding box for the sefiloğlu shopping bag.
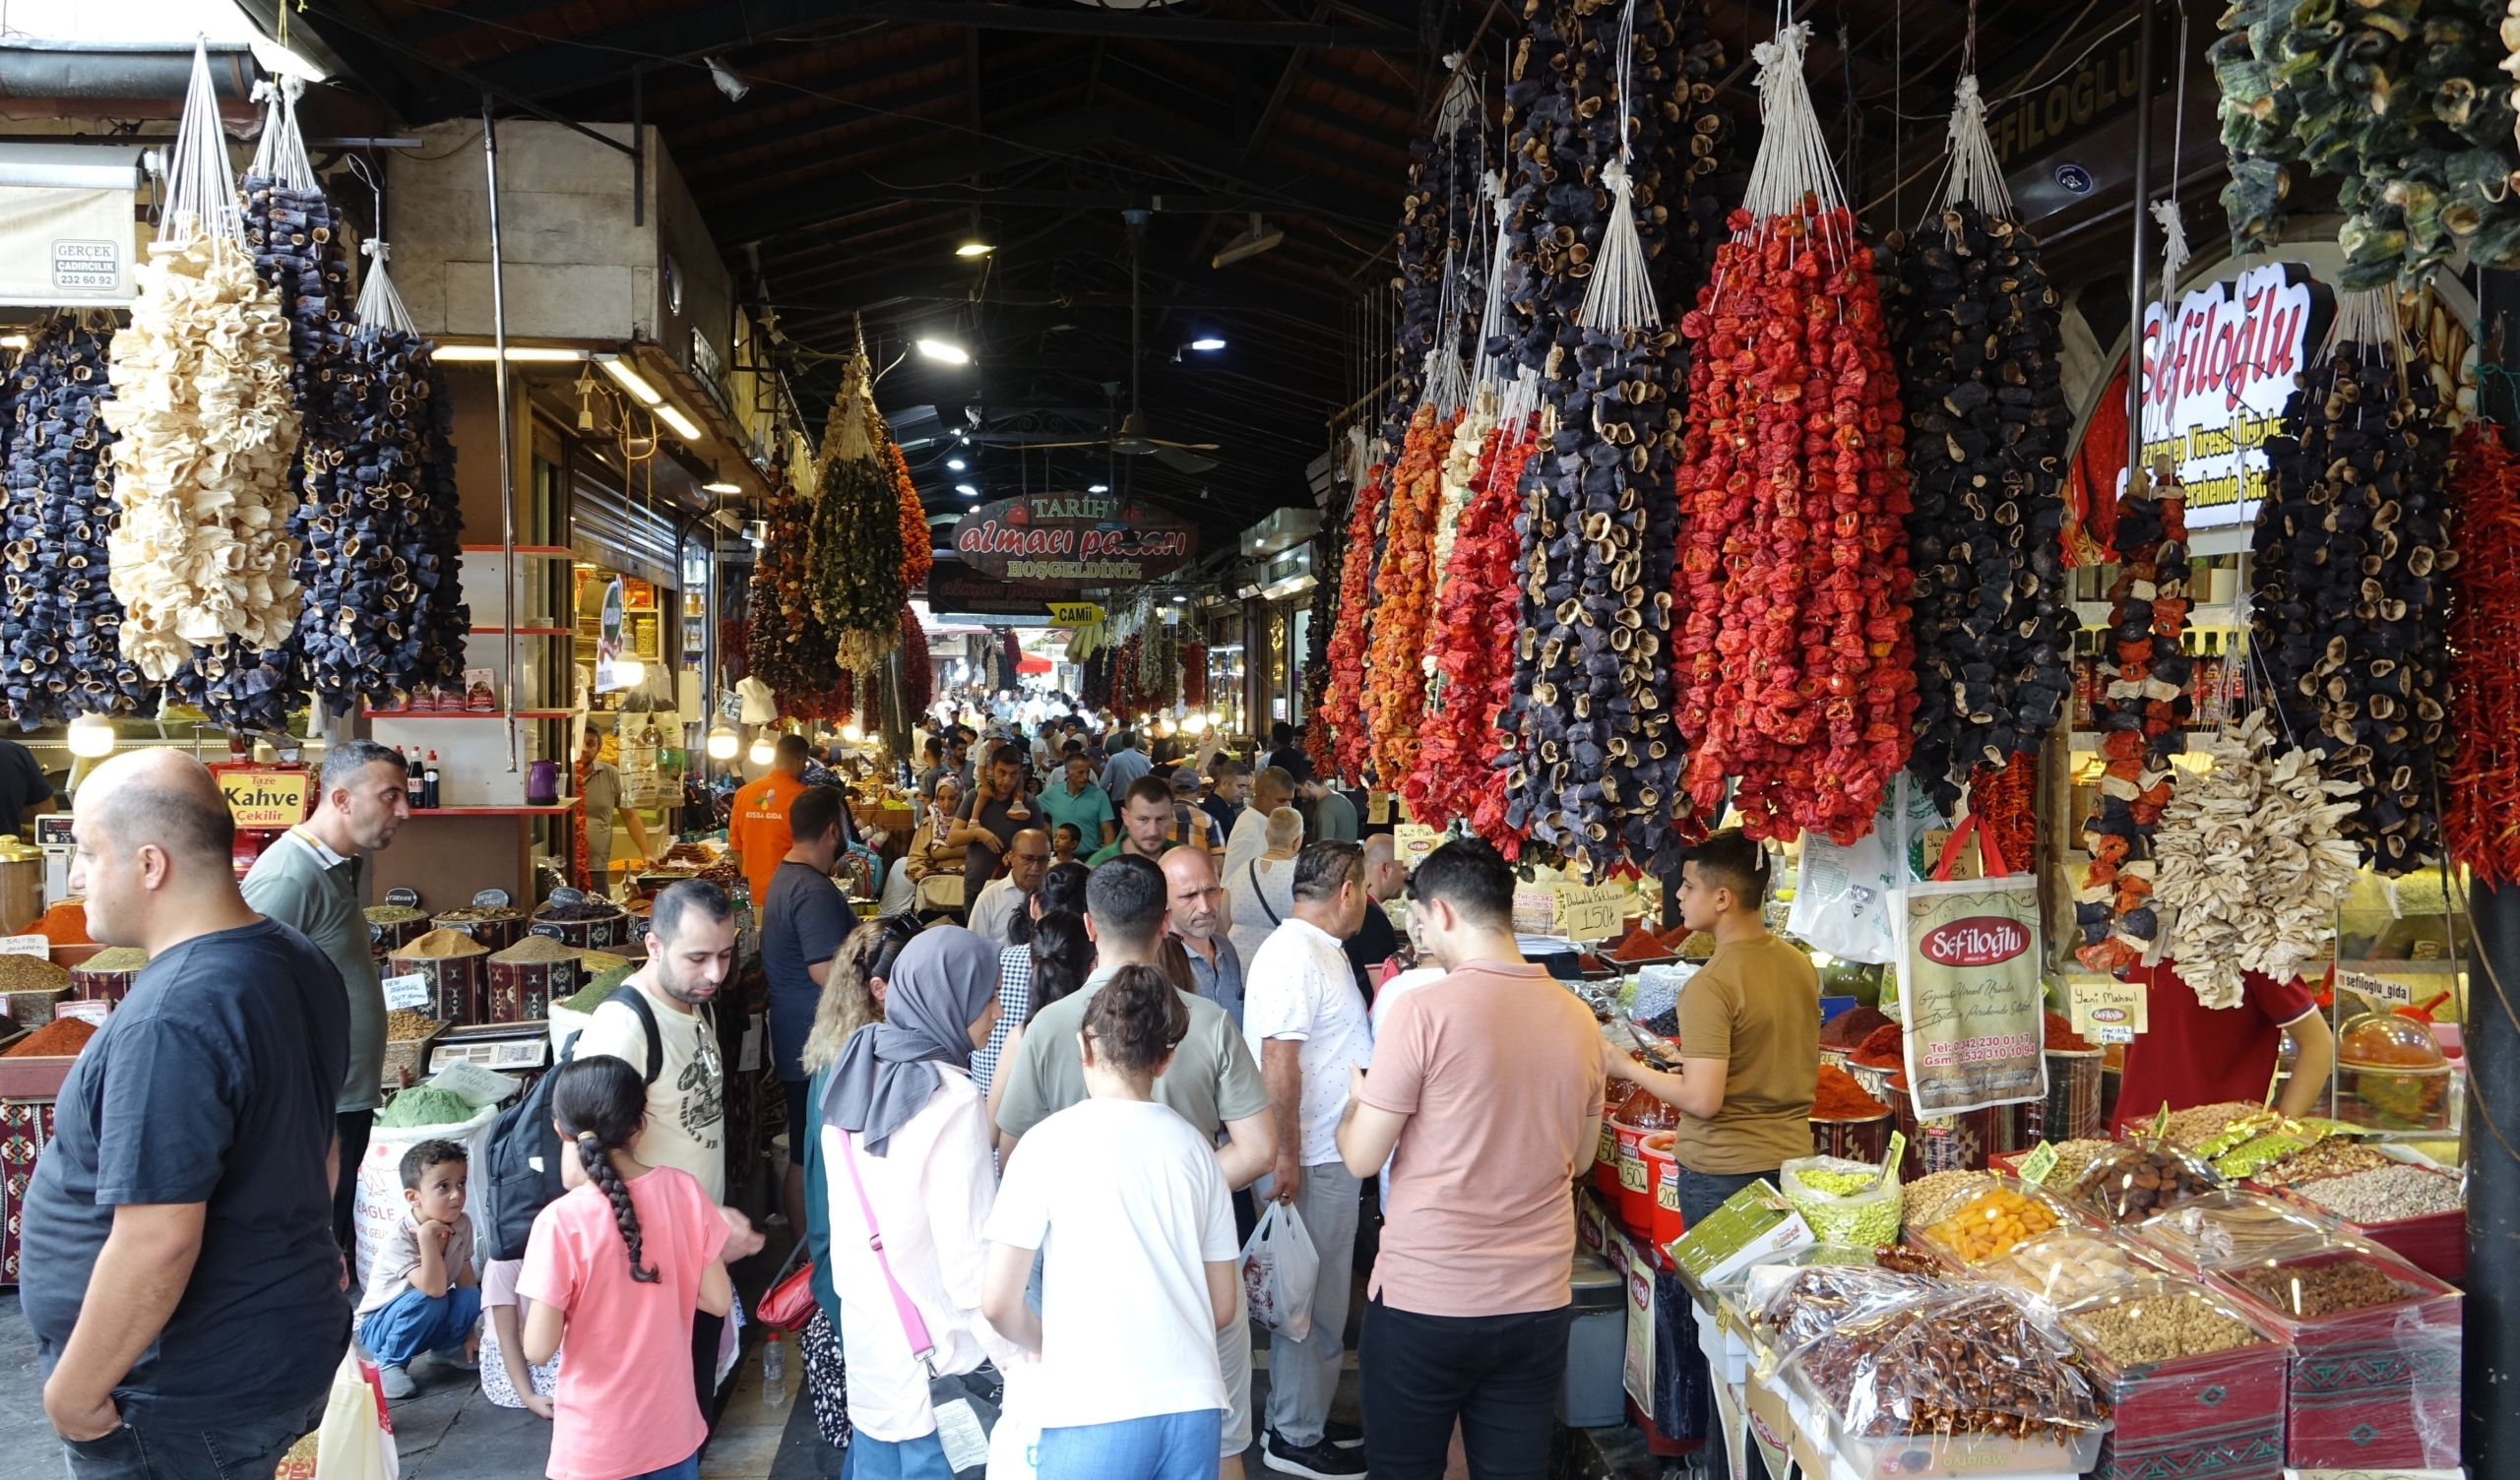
[1239,1200,1320,1340]
[309,1353,398,1480]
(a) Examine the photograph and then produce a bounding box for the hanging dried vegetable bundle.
[889,439,931,592]
[2446,419,2520,881]
[1968,752,2034,877]
[1888,82,2078,813]
[1363,403,1459,784]
[0,319,158,728]
[103,131,304,680]
[2212,0,2520,283]
[2073,459,2192,972]
[747,471,844,714]
[2150,710,2362,1008]
[1079,647,1113,712]
[2250,295,2455,872]
[807,355,906,670]
[1671,23,1915,846]
[1497,0,1733,875]
[899,604,933,716]
[1181,642,1206,709]
[1320,465,1384,779]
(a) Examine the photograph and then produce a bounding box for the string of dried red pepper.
[2446,420,2520,884]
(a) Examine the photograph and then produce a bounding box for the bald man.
[1345,832,1404,1002]
[964,826,1051,950]
[23,750,351,1471]
[1164,843,1244,1026]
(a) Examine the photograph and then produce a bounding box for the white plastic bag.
[1239,1200,1320,1340]
[352,1103,499,1289]
[312,1353,398,1480]
[1788,774,1943,964]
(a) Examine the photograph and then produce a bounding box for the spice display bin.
[388,944,487,1027]
[0,1094,58,1285]
[2272,1169,2466,1282]
[1809,1111,1892,1163]
[527,906,629,951]
[486,947,580,1024]
[2043,1048,2106,1141]
[2203,1240,2463,1470]
[432,908,527,955]
[68,957,141,1005]
[2058,1275,2289,1480]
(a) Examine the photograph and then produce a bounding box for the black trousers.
[334,1109,373,1252]
[1359,1297,1572,1480]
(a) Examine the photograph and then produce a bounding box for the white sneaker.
[379,1364,415,1401]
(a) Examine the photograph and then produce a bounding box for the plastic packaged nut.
[1984,1226,2152,1308]
[2126,1189,2333,1272]
[1744,1260,1943,1357]
[1781,1154,1904,1248]
[1784,1285,2114,1446]
[2062,1274,2269,1368]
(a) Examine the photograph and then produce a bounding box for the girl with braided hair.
[519,1057,734,1480]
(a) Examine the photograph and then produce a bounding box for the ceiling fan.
[1023,216,1220,475]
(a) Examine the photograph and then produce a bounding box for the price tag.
[382,973,432,1011]
[442,921,475,938]
[385,887,421,908]
[1512,889,1559,935]
[530,923,568,941]
[1556,884,1627,943]
[1366,791,1392,825]
[427,1059,520,1108]
[369,923,384,945]
[2019,1141,2059,1187]
[2335,968,2416,1009]
[472,889,512,909]
[2070,976,2148,1043]
[1392,823,1442,872]
[1883,1131,1907,1177]
[2150,1101,2172,1142]
[547,887,588,908]
[0,934,50,957]
[57,998,110,1025]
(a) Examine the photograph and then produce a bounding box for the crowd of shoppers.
[26,727,1685,1480]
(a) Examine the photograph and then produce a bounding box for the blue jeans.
[357,1284,482,1368]
[622,1453,698,1480]
[59,1396,330,1480]
[1036,1409,1223,1480]
[840,1432,955,1479]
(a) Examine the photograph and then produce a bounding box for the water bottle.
[762,1331,786,1406]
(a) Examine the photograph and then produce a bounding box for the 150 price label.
[1555,884,1627,943]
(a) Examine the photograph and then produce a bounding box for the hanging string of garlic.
[1576,0,1658,332]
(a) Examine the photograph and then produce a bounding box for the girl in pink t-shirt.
[520,1057,733,1480]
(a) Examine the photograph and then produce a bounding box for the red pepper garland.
[1671,27,1915,846]
[1321,462,1387,779]
[2447,420,2520,883]
[1407,414,1541,854]
[1364,404,1460,786]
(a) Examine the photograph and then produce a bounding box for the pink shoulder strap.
[835,1129,938,1368]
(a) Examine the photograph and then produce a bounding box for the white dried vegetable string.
[356,239,418,335]
[247,76,320,193]
[1577,0,1658,331]
[1740,22,1847,224]
[159,37,241,247]
[1936,76,2014,221]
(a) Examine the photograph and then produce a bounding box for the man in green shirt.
[1301,772,1359,844]
[240,739,410,1250]
[1086,774,1184,865]
[1036,752,1115,851]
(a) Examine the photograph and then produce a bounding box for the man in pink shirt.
[1335,838,1606,1480]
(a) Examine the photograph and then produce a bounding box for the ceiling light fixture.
[916,339,971,364]
[653,402,704,440]
[946,458,967,471]
[435,344,590,362]
[955,483,979,497]
[598,357,662,404]
[706,57,750,101]
[705,724,739,760]
[955,242,993,258]
[748,737,776,767]
[1211,213,1284,269]
[1088,482,1109,493]
[702,480,740,495]
[1189,337,1227,351]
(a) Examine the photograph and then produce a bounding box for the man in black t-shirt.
[0,733,56,834]
[949,743,1033,883]
[23,750,349,1474]
[1344,832,1404,1002]
[760,786,857,1243]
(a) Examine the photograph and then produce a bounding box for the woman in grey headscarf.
[818,925,1023,1477]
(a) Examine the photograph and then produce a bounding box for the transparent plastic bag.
[1743,1259,1942,1358]
[1984,1226,2155,1309]
[1914,1175,2080,1265]
[1780,1154,1903,1247]
[2067,1141,2224,1224]
[1783,1285,2113,1447]
[2125,1189,2333,1272]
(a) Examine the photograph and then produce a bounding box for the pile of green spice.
[76,948,149,972]
[377,1084,474,1128]
[558,963,636,1014]
[364,905,427,925]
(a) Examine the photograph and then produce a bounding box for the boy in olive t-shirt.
[1607,829,1819,1224]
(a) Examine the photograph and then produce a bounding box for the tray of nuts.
[2066,1141,2224,1224]
[2274,1161,2466,1281]
[2058,1274,2288,1461]
[1781,1286,2111,1479]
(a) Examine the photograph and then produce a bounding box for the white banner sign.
[2135,261,2328,531]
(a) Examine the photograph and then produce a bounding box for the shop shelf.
[410,802,581,816]
[463,544,575,556]
[364,708,578,719]
[472,626,573,637]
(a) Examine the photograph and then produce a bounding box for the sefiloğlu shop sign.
[2135,261,2335,530]
[952,493,1197,586]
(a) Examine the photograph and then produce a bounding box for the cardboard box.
[1671,1179,1815,1286]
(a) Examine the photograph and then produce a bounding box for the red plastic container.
[1644,1132,1680,1247]
[1593,1087,1629,1196]
[1612,1115,1659,1231]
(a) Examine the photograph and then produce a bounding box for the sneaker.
[378,1364,415,1401]
[1263,1431,1368,1479]
[1324,1419,1364,1450]
[429,1348,478,1373]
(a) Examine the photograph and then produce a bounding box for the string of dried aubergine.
[807,367,906,670]
[0,319,158,728]
[2445,420,2520,884]
[1888,202,2079,812]
[2249,337,2454,872]
[2211,0,2520,283]
[1497,0,1732,875]
[2073,462,2191,972]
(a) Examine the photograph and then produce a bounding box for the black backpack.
[481,985,662,1262]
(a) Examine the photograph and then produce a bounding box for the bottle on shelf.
[406,757,426,812]
[2195,634,2227,728]
[423,752,441,811]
